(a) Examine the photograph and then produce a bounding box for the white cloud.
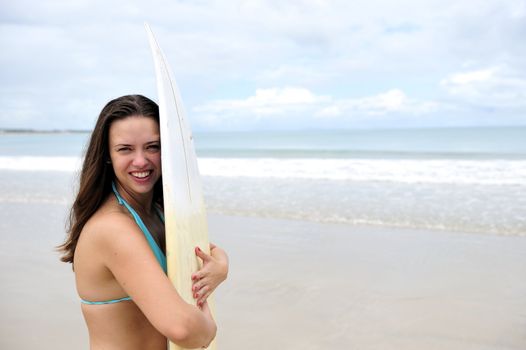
[1,0,526,129]
[192,87,439,129]
[441,66,526,108]
[318,89,439,117]
[443,68,496,85]
[194,87,330,116]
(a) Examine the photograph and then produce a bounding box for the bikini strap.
[81,296,132,305]
[111,182,167,272]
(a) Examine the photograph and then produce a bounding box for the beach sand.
[212,215,526,350]
[1,192,525,350]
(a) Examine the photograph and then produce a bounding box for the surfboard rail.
[145,23,216,350]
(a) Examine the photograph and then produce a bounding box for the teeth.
[131,171,151,178]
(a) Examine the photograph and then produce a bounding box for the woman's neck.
[114,182,155,215]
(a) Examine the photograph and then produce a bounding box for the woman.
[59,95,228,349]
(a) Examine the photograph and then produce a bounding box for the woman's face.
[108,115,161,197]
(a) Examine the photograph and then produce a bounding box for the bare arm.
[98,215,216,348]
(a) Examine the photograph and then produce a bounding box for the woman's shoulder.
[80,198,140,245]
[74,198,146,271]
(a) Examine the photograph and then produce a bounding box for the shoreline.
[208,210,526,238]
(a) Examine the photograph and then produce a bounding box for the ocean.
[0,127,525,235]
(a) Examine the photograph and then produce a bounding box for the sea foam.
[1,156,526,186]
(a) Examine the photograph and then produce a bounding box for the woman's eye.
[148,144,160,151]
[117,147,131,152]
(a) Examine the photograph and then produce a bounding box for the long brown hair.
[58,94,163,263]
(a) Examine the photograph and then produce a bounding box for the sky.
[1,0,525,131]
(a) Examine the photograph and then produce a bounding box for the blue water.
[1,127,525,235]
[194,127,526,159]
[0,133,89,156]
[2,126,525,158]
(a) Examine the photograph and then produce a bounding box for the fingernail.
[194,293,198,298]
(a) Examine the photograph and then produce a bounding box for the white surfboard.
[145,23,216,350]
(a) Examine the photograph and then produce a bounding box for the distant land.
[0,129,90,134]
[1,125,525,135]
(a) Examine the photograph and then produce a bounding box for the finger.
[197,292,210,305]
[195,285,210,301]
[195,246,211,263]
[197,288,212,305]
[192,281,201,293]
[192,277,210,292]
[191,269,206,282]
[192,265,213,283]
[193,288,202,300]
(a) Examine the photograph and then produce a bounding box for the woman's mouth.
[130,170,152,179]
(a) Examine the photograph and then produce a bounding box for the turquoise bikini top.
[80,183,167,305]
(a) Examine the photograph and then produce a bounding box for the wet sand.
[212,215,526,350]
[0,205,525,349]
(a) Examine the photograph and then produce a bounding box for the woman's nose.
[132,152,148,167]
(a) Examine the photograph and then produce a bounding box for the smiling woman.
[58,95,228,350]
[109,116,162,198]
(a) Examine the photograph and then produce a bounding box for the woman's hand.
[192,243,229,307]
